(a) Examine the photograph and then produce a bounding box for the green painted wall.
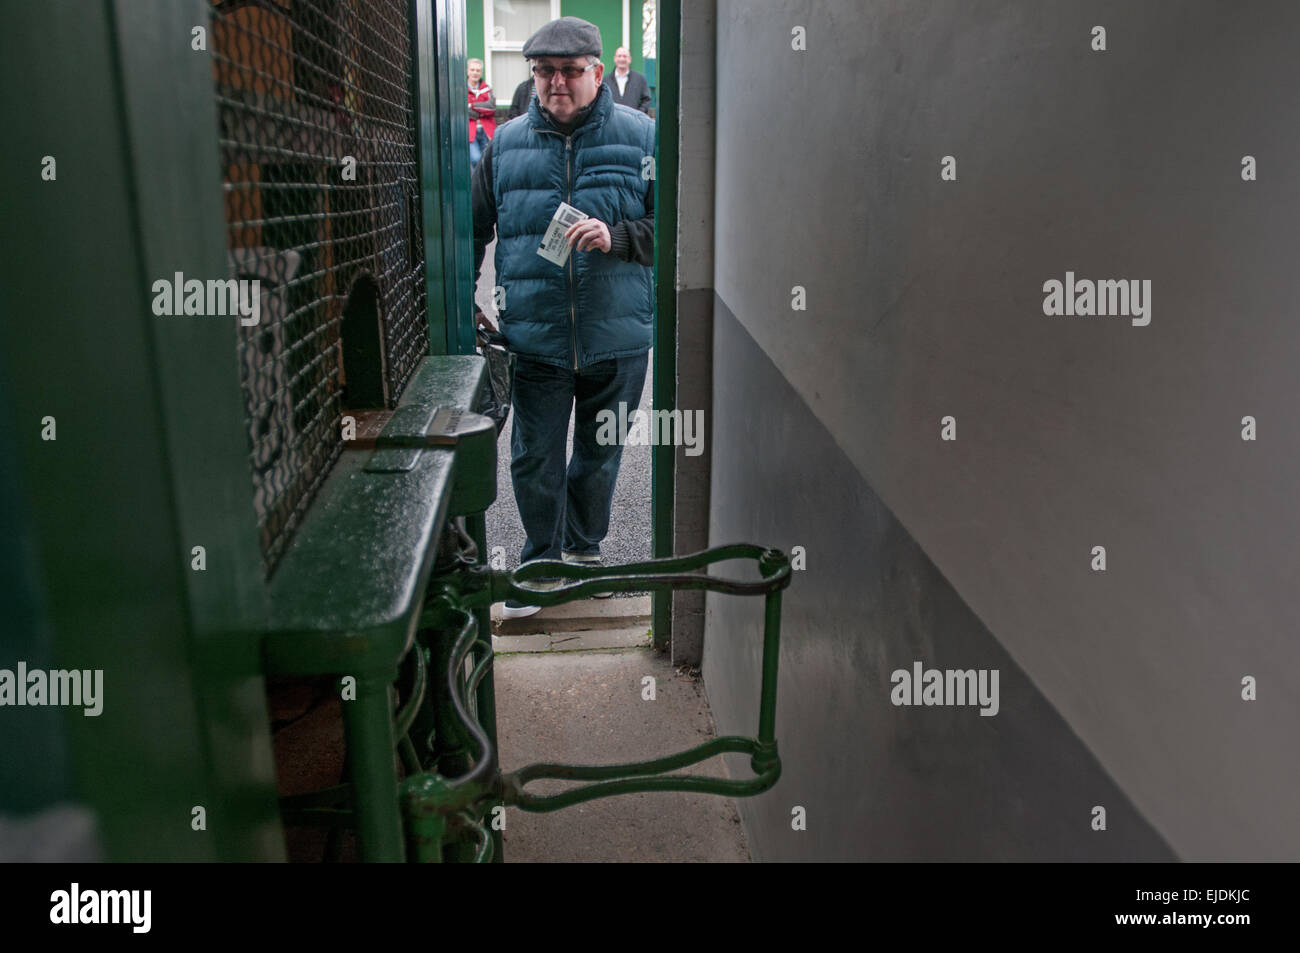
[467,1,485,64]
[561,0,626,70]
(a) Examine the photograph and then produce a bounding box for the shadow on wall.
[704,303,1176,863]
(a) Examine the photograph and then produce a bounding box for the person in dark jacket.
[471,17,656,619]
[508,77,534,120]
[602,46,651,113]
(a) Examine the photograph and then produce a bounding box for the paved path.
[494,646,751,862]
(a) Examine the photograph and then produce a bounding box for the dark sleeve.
[472,141,496,291]
[607,161,654,266]
[509,81,529,119]
[637,75,652,113]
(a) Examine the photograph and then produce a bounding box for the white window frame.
[484,0,562,104]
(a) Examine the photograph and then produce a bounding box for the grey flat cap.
[521,16,601,59]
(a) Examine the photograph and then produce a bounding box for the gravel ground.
[476,239,653,581]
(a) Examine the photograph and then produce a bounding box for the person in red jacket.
[468,59,496,169]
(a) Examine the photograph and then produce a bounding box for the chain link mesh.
[211,0,428,573]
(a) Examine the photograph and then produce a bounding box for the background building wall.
[467,0,644,102]
[703,0,1300,861]
[561,0,630,69]
[467,0,484,68]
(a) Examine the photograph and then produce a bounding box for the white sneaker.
[501,600,541,620]
[562,551,614,598]
[500,574,563,619]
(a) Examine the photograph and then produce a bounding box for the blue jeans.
[469,124,488,167]
[509,352,649,564]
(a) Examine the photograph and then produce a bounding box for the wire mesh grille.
[211,0,428,574]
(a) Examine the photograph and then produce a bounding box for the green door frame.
[421,0,682,649]
[418,0,478,357]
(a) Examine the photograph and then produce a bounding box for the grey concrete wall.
[670,0,718,664]
[707,302,1175,861]
[703,0,1300,860]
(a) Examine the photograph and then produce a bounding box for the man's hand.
[565,218,612,253]
[475,310,498,333]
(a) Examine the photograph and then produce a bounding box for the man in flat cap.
[472,16,656,618]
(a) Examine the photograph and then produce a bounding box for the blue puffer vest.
[491,82,655,370]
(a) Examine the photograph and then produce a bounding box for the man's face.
[534,56,603,124]
[468,62,482,84]
[614,49,630,70]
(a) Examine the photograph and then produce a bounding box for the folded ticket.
[537,201,589,266]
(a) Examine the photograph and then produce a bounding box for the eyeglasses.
[531,63,597,81]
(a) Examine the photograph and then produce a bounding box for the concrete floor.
[493,646,751,862]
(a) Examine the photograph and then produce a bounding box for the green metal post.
[416,0,449,355]
[417,0,474,356]
[651,0,681,651]
[343,674,405,862]
[402,774,449,862]
[434,0,475,355]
